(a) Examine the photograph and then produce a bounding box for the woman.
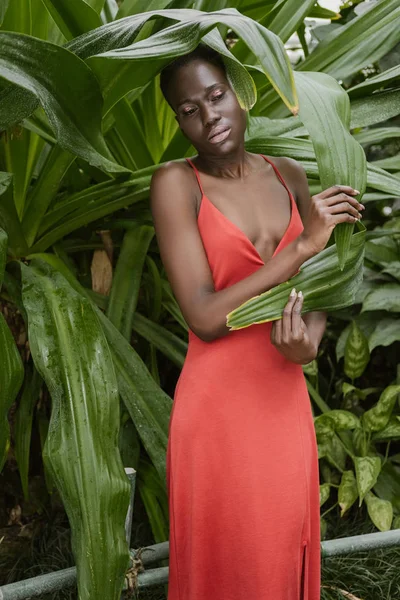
[150,44,364,600]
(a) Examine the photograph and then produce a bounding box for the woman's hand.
[270,288,317,364]
[299,184,365,257]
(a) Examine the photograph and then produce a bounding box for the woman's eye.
[183,108,196,116]
[211,91,225,101]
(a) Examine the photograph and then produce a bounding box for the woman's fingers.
[291,291,304,340]
[324,192,364,211]
[328,200,362,219]
[272,315,282,345]
[318,184,360,200]
[282,288,297,343]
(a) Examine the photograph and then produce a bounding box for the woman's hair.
[159,44,226,110]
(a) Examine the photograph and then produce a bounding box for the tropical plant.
[1,0,400,597]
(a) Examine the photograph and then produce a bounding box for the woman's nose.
[201,105,220,128]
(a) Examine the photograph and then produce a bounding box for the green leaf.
[348,64,400,99]
[227,226,365,330]
[298,0,400,81]
[14,364,42,499]
[354,456,381,506]
[0,312,24,471]
[1,127,45,218]
[21,146,76,247]
[315,410,360,432]
[0,227,7,287]
[362,284,400,313]
[0,0,10,26]
[365,491,393,532]
[350,89,400,129]
[27,253,171,483]
[0,171,28,257]
[294,71,367,269]
[21,259,130,600]
[106,225,154,340]
[362,385,400,433]
[372,417,400,441]
[369,318,400,352]
[344,320,370,380]
[30,175,151,253]
[266,0,315,43]
[138,457,169,543]
[319,483,330,507]
[373,461,400,513]
[86,9,296,115]
[132,313,187,368]
[338,470,358,517]
[41,0,102,40]
[0,32,126,173]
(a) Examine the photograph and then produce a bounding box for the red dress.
[166,154,321,600]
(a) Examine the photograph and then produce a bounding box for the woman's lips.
[208,127,231,144]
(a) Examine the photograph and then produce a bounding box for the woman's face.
[168,58,247,156]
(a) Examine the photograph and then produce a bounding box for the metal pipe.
[2,530,400,599]
[321,528,400,558]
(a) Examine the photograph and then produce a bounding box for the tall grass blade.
[21,259,131,600]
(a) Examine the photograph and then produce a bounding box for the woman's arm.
[271,158,329,363]
[150,160,361,343]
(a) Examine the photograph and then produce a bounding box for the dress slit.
[300,542,308,600]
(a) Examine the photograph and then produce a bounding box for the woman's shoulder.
[151,159,192,185]
[263,154,304,177]
[150,159,198,212]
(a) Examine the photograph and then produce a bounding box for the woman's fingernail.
[290,287,296,297]
[298,290,303,298]
[354,189,360,194]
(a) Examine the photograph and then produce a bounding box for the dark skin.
[150,59,365,363]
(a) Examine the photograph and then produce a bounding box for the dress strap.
[260,154,293,199]
[185,157,204,196]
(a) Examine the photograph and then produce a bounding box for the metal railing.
[1,468,399,599]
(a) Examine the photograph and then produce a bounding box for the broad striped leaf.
[299,0,400,82]
[0,32,125,173]
[21,259,131,600]
[106,225,154,340]
[348,65,400,99]
[27,252,171,483]
[344,321,370,380]
[294,71,367,269]
[86,9,296,114]
[226,227,365,330]
[353,127,400,146]
[350,89,400,129]
[41,0,102,40]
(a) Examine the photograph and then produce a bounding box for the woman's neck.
[195,148,256,181]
